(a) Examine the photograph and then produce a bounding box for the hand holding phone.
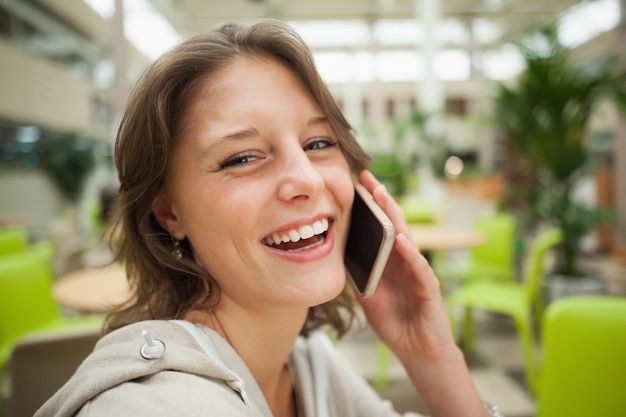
[344,181,396,297]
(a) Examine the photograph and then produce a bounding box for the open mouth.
[263,218,330,252]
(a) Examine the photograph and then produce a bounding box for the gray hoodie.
[36,320,421,417]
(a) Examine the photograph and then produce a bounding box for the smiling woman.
[36,18,495,417]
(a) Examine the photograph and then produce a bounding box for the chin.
[280,262,347,306]
[309,275,347,306]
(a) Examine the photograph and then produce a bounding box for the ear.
[151,192,186,240]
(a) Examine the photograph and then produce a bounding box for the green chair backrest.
[0,227,28,257]
[522,228,562,303]
[469,212,516,274]
[537,296,626,417]
[0,242,60,349]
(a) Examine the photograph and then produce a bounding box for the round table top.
[409,224,486,251]
[53,263,133,313]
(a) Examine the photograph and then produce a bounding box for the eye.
[304,137,337,151]
[219,152,258,169]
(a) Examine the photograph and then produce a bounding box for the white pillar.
[366,19,391,153]
[416,0,444,121]
[414,0,445,186]
[341,80,364,135]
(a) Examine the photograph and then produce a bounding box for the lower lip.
[264,224,335,263]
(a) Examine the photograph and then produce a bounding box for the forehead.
[171,56,326,145]
[203,55,308,97]
[184,56,320,118]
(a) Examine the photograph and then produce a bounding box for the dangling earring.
[172,238,183,260]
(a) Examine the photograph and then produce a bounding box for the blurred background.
[1,1,626,417]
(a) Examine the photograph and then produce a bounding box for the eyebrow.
[308,116,330,127]
[200,116,330,157]
[199,127,259,158]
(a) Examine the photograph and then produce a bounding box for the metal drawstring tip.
[140,329,165,359]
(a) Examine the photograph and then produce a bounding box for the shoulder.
[75,370,251,417]
[37,320,249,417]
[88,320,243,384]
[83,320,221,378]
[97,319,194,346]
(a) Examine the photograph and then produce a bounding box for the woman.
[37,19,499,417]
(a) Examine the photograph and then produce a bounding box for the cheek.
[181,184,255,249]
[185,197,233,244]
[328,169,355,244]
[168,179,227,250]
[332,166,355,210]
[183,211,239,279]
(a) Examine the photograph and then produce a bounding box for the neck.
[183,303,307,417]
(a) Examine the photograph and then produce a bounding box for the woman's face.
[153,56,354,312]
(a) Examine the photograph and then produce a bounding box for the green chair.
[447,227,562,393]
[0,227,28,257]
[433,212,517,285]
[400,198,436,224]
[536,296,626,417]
[0,242,103,377]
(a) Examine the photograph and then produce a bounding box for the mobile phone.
[344,181,396,298]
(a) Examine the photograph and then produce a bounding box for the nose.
[276,146,325,202]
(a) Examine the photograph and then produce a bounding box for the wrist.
[484,401,505,417]
[402,345,490,417]
[399,341,464,368]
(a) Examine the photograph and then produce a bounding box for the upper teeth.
[265,218,329,245]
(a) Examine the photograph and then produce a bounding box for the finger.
[359,171,407,224]
[359,171,422,254]
[395,233,441,297]
[358,170,379,193]
[373,187,409,236]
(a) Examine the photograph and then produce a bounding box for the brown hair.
[105,19,371,337]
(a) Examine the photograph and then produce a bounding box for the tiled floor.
[335,253,626,417]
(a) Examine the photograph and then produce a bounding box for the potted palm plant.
[495,24,626,302]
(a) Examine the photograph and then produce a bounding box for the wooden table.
[409,225,486,293]
[409,224,486,252]
[53,263,133,313]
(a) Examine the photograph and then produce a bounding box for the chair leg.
[1,368,8,417]
[373,338,391,390]
[533,294,545,336]
[462,305,475,355]
[446,299,458,340]
[514,315,537,394]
